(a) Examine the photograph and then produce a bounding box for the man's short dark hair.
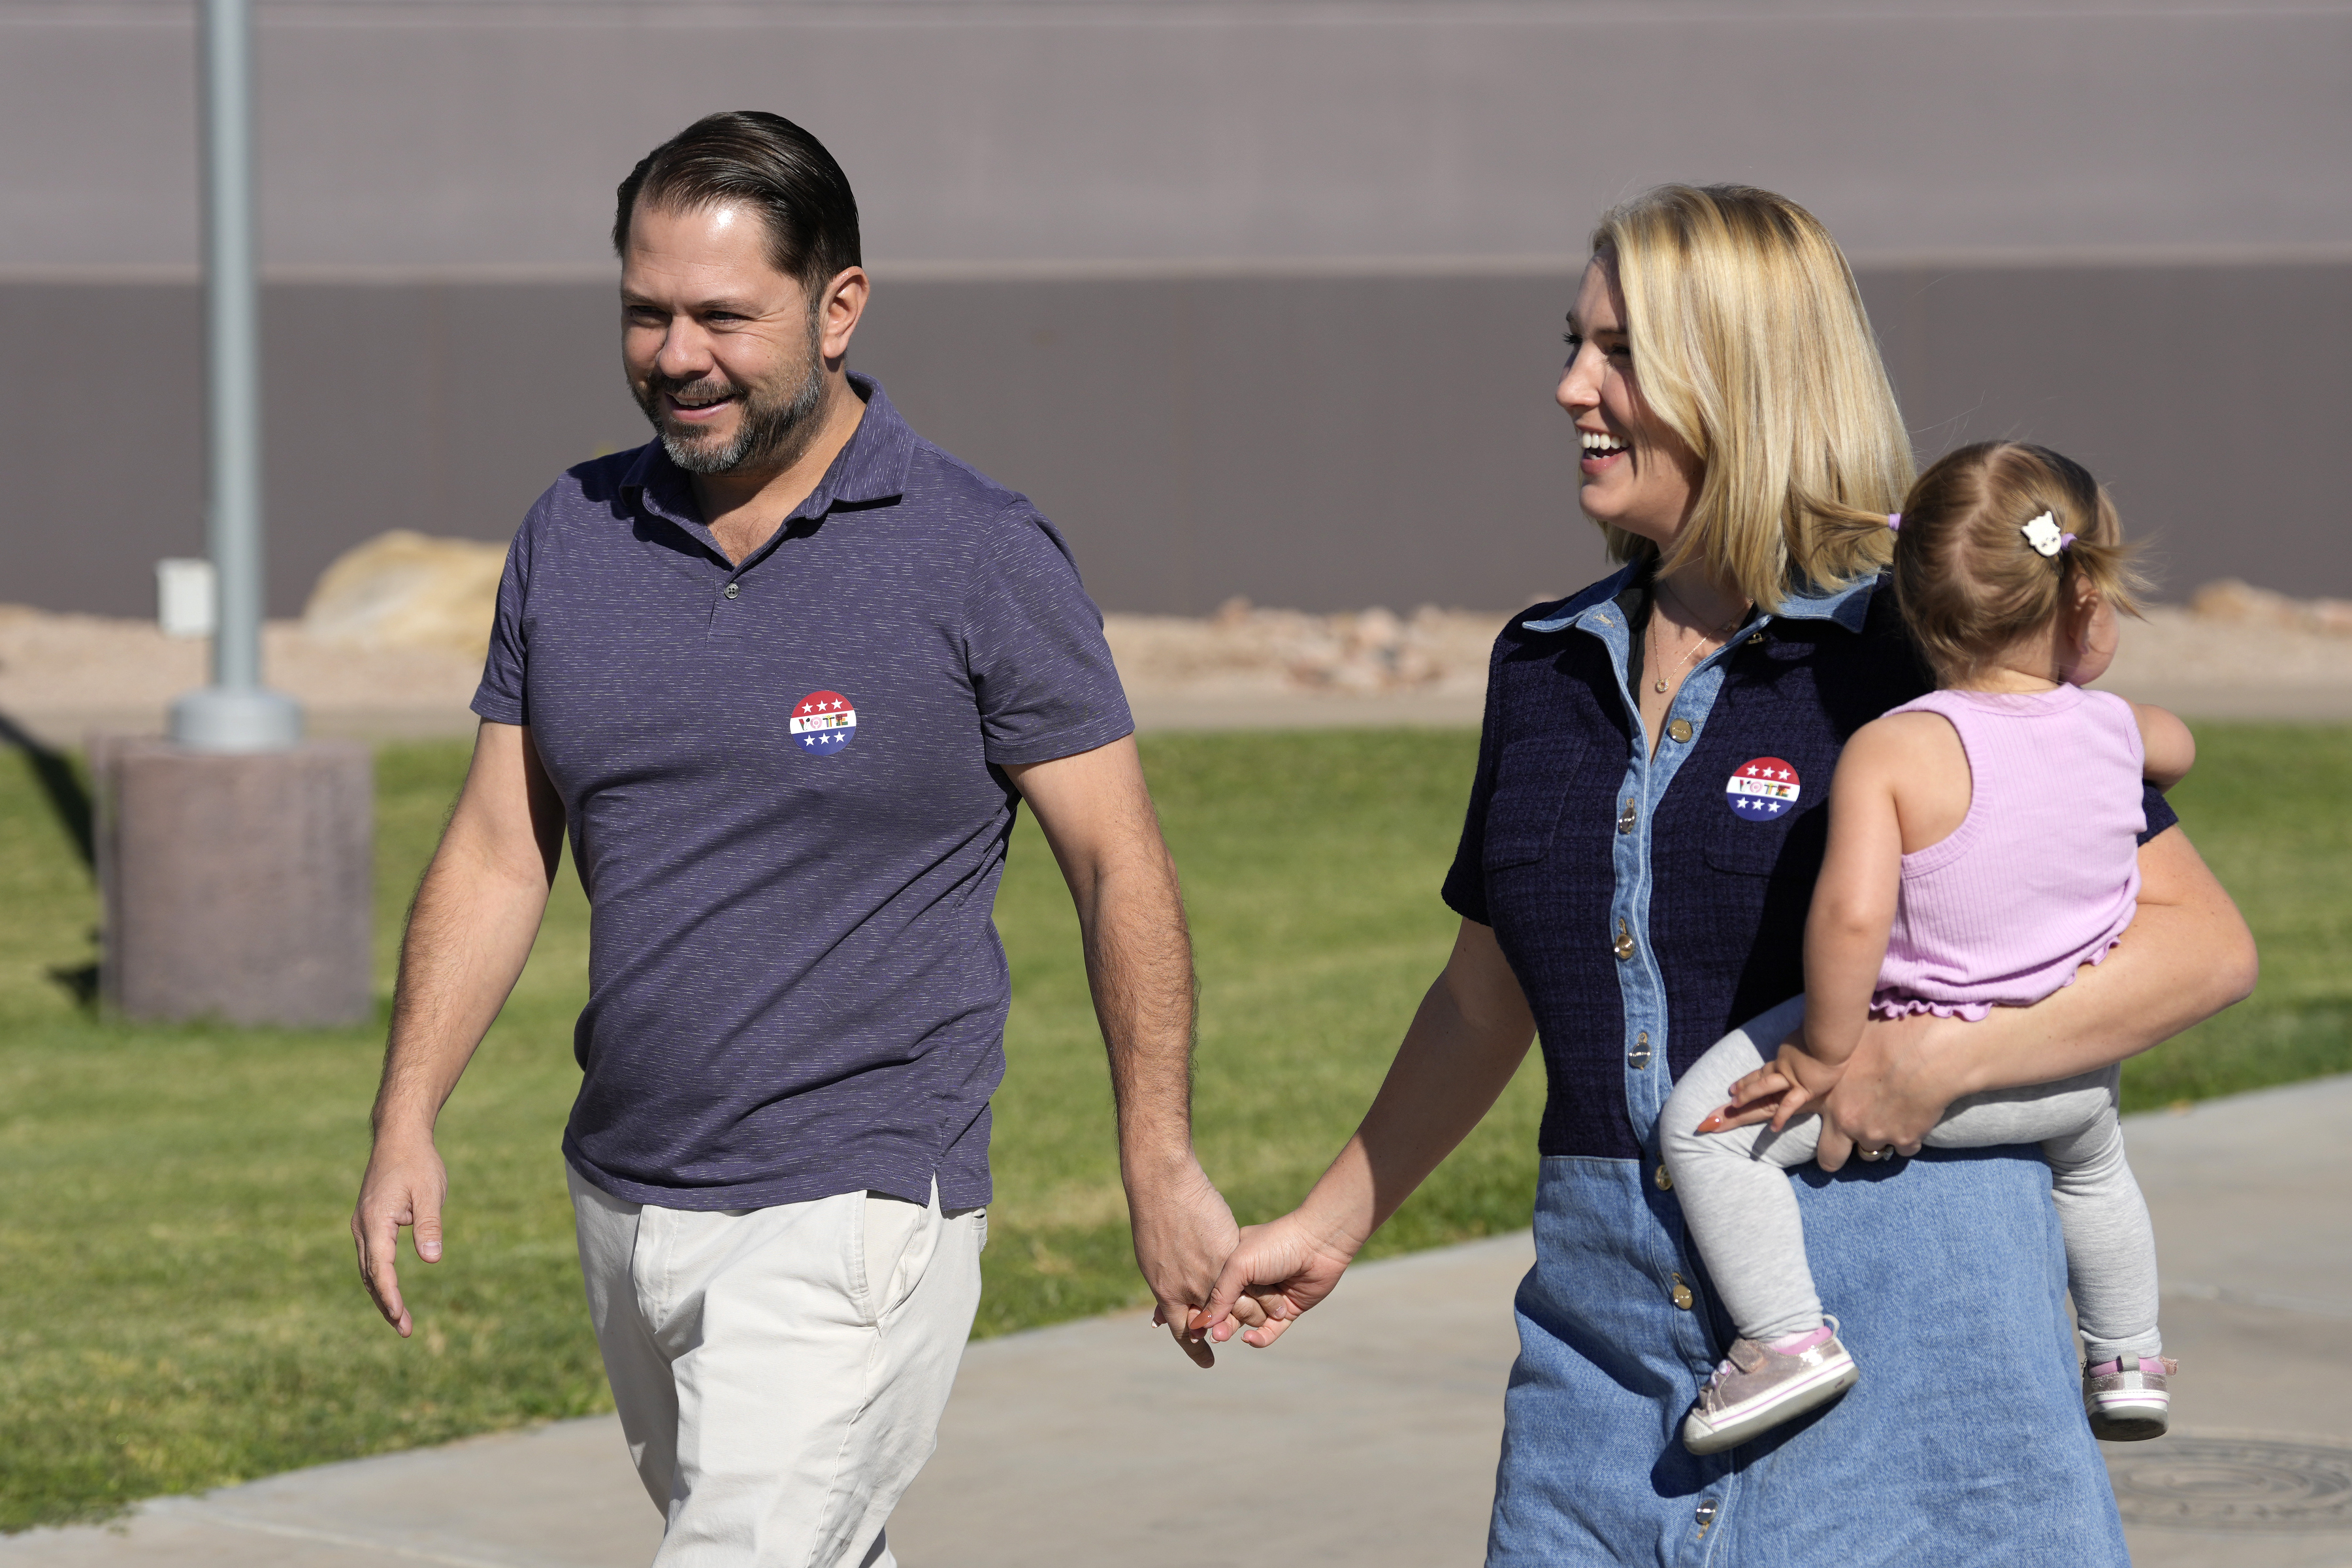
[613,112,861,297]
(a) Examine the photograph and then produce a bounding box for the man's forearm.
[372,827,555,1138]
[1073,847,1198,1178]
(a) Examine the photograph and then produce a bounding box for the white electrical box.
[156,558,218,639]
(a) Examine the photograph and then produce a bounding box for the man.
[352,111,1237,1566]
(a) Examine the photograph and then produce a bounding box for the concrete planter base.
[96,739,374,1027]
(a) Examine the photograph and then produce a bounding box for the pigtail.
[2053,485,2149,622]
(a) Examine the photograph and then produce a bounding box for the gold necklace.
[1649,580,1748,694]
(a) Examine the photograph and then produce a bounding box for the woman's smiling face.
[1557,257,1705,551]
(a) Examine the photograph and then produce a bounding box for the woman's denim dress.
[1449,568,2161,1567]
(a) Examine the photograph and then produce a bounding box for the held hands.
[350,1129,448,1338]
[1186,1208,1361,1350]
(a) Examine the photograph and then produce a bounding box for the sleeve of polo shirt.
[964,508,1135,766]
[2137,781,2177,843]
[470,510,536,728]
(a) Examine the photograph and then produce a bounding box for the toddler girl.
[1659,441,2195,1455]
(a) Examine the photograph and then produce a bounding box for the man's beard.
[634,340,826,476]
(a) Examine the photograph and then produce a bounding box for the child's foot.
[1681,1320,1859,1455]
[2083,1353,2177,1441]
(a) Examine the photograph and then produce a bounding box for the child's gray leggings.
[1658,996,2163,1364]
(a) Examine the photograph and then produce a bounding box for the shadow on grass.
[0,709,95,873]
[46,958,100,1010]
[4,711,103,1012]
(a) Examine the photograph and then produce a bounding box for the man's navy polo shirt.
[472,376,1132,1212]
[1441,565,2177,1163]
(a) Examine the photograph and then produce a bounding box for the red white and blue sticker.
[791,690,858,755]
[1725,757,1801,820]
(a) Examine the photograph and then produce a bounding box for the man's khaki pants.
[568,1164,985,1568]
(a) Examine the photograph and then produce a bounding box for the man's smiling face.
[620,200,825,476]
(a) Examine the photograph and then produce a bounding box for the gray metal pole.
[171,0,300,752]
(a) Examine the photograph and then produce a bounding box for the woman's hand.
[1189,1211,1360,1348]
[1177,917,1537,1356]
[1703,1011,1987,1166]
[1810,1011,1972,1169]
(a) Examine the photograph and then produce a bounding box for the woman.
[1192,186,2255,1564]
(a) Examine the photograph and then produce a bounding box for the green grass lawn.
[1,722,2344,1530]
[2113,726,2352,1111]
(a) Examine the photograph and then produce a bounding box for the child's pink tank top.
[1871,685,2145,1021]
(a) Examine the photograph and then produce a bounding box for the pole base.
[169,686,304,752]
[97,738,374,1026]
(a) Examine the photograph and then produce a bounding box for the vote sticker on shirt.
[1725,757,1801,820]
[791,691,858,755]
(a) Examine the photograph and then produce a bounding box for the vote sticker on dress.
[791,691,858,755]
[1725,757,1801,820]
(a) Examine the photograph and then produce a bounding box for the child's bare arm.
[1798,723,1908,1070]
[2132,702,2195,792]
[1714,721,1912,1133]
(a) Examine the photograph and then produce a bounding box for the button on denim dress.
[1445,567,2153,1567]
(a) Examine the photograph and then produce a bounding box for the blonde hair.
[1890,442,2145,686]
[1592,184,1913,610]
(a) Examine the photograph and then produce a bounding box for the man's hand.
[1190,1210,1358,1350]
[351,1130,449,1338]
[1128,1154,1241,1367]
[353,723,563,1338]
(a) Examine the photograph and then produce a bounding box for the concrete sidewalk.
[7,1077,2349,1566]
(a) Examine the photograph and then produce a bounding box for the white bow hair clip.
[2020,512,2076,557]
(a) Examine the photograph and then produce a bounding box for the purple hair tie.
[2061,532,2078,551]
[1886,514,1902,531]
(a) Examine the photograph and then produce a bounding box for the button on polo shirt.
[472,376,1133,1213]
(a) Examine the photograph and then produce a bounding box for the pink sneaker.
[2084,1353,2176,1441]
[1681,1320,1859,1454]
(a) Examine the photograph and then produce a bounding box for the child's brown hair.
[1889,442,2146,687]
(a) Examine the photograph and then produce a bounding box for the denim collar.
[1521,563,1877,639]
